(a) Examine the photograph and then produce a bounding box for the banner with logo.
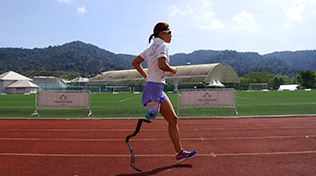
[180,89,235,106]
[39,91,90,108]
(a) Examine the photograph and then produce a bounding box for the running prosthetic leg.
[125,119,151,172]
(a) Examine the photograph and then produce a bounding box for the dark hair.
[148,22,169,43]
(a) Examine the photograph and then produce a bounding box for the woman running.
[132,22,197,163]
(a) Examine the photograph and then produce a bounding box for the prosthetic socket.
[145,101,160,119]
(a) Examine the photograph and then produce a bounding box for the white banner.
[39,92,90,108]
[181,89,235,106]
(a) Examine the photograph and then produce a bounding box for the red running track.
[0,116,316,176]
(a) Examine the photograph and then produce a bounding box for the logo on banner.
[198,92,218,102]
[203,93,212,99]
[59,94,68,100]
[54,94,73,104]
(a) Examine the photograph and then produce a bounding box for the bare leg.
[159,98,182,153]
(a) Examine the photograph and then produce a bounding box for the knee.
[168,115,179,127]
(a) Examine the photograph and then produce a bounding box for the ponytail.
[148,30,159,43]
[148,34,155,43]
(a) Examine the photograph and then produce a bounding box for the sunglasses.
[162,30,172,35]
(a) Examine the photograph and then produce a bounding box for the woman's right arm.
[132,55,148,79]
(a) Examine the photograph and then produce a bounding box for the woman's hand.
[158,57,177,75]
[169,67,177,75]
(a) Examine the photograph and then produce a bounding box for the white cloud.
[200,20,224,30]
[201,0,213,7]
[57,0,73,3]
[203,12,215,21]
[285,4,305,21]
[211,20,224,29]
[233,11,254,24]
[168,5,190,18]
[199,11,224,29]
[77,6,87,15]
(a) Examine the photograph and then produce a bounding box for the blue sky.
[0,0,315,55]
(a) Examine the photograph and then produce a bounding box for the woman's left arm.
[132,55,148,79]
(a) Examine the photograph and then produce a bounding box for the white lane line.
[213,151,316,156]
[0,126,315,132]
[0,135,314,142]
[0,151,315,157]
[0,138,124,141]
[0,129,135,132]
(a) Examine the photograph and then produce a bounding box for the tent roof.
[91,63,240,84]
[0,71,32,81]
[278,84,299,91]
[6,80,38,88]
[70,77,90,83]
[207,80,225,87]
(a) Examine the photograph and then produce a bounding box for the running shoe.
[176,149,197,163]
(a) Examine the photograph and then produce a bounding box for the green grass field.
[0,90,315,118]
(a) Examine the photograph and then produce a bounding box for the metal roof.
[0,71,32,81]
[91,63,240,84]
[6,80,38,88]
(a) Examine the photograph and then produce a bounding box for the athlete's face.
[159,29,172,43]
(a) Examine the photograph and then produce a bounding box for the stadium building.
[89,63,240,92]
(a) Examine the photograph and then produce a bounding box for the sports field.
[0,90,315,118]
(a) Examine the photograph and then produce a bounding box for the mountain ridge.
[0,41,315,77]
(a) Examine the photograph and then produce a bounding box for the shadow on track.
[115,164,193,176]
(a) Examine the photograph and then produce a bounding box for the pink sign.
[181,89,234,106]
[39,92,89,108]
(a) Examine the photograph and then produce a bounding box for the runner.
[132,22,197,162]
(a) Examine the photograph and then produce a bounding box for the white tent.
[207,80,225,87]
[0,71,38,94]
[216,80,225,87]
[277,84,299,91]
[70,77,90,83]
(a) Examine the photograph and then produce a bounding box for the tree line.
[238,70,316,90]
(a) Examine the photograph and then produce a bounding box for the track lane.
[0,117,316,175]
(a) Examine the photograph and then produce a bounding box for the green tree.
[244,72,274,83]
[272,75,290,89]
[297,70,316,88]
[239,72,274,90]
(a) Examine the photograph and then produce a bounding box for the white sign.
[39,92,89,108]
[181,89,234,106]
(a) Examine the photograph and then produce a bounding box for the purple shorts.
[142,81,168,106]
